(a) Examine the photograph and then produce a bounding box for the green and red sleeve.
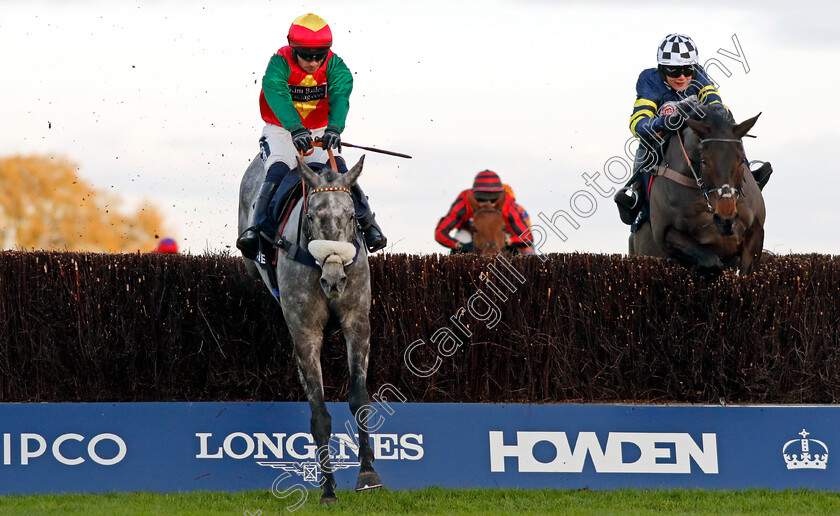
[261,55,304,132]
[325,55,352,132]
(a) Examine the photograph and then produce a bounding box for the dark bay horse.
[630,105,766,274]
[238,155,382,503]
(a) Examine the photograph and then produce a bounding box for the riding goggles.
[295,48,329,62]
[662,65,695,78]
[474,194,501,203]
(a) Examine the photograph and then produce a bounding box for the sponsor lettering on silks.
[289,84,328,102]
[489,431,718,474]
[2,433,127,466]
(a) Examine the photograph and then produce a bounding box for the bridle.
[296,147,359,266]
[676,131,746,213]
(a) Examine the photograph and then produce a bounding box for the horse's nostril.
[714,212,738,225]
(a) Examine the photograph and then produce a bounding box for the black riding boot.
[615,145,655,225]
[236,181,279,260]
[350,184,387,253]
[751,161,773,191]
[614,180,642,225]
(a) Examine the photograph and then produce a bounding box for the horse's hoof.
[356,470,383,491]
[320,494,339,505]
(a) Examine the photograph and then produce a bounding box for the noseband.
[302,185,358,266]
[677,132,745,213]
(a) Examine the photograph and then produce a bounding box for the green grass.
[1,488,840,515]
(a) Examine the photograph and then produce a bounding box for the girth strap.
[652,165,700,189]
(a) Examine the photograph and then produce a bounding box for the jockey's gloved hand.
[321,126,342,152]
[291,127,313,152]
[673,97,700,115]
[453,242,473,253]
[656,113,685,133]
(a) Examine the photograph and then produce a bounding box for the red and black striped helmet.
[472,170,503,193]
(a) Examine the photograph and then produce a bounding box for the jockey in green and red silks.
[614,33,772,229]
[259,46,351,136]
[237,13,387,260]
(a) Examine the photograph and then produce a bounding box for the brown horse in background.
[630,104,766,274]
[471,208,506,256]
[463,190,529,256]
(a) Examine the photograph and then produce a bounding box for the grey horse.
[238,154,382,503]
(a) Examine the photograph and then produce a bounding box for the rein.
[676,130,713,212]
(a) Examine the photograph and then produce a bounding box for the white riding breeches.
[261,124,342,173]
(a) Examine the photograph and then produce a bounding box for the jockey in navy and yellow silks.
[614,33,772,228]
[628,65,723,140]
[237,13,387,258]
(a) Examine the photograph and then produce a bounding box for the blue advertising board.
[0,400,835,494]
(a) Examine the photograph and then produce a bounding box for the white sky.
[2,0,838,255]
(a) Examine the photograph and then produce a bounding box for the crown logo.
[783,429,828,470]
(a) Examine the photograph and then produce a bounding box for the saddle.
[271,181,304,239]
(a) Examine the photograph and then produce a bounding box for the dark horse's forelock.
[693,103,732,132]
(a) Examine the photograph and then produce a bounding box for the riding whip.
[340,142,412,159]
[312,138,412,159]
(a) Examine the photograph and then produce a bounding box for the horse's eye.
[701,159,707,165]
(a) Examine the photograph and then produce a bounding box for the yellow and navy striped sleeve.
[694,67,728,113]
[629,98,658,138]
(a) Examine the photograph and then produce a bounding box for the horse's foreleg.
[663,227,723,274]
[342,313,383,491]
[739,221,765,275]
[293,333,338,503]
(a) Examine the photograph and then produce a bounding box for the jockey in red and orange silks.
[237,13,387,259]
[435,171,531,252]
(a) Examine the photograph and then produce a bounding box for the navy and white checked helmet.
[657,33,699,66]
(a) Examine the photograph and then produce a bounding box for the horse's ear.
[733,112,761,140]
[296,156,322,188]
[684,119,711,139]
[493,191,506,210]
[341,155,365,187]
